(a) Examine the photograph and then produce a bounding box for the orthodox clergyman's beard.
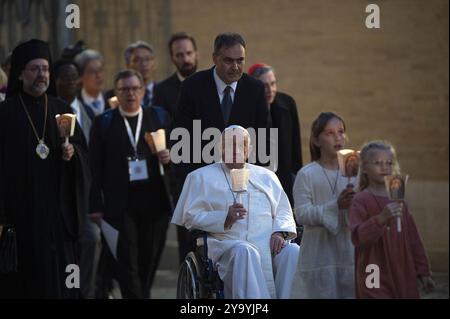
[32,82,49,95]
[24,79,49,96]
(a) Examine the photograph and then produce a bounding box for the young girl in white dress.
[292,112,356,298]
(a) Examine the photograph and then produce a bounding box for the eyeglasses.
[370,160,394,167]
[131,57,154,64]
[85,68,103,76]
[25,65,50,74]
[117,86,143,93]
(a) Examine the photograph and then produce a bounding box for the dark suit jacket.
[153,73,182,118]
[173,67,269,184]
[89,107,171,229]
[270,91,303,205]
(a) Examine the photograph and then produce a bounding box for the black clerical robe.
[89,106,172,299]
[0,92,89,298]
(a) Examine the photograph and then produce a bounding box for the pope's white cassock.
[171,162,300,298]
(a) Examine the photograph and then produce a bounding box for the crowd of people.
[0,32,434,299]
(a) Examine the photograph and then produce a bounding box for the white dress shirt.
[70,97,83,127]
[213,67,237,104]
[81,88,105,115]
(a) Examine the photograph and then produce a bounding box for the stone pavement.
[151,224,449,299]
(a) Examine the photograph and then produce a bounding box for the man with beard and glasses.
[0,39,89,298]
[153,32,199,118]
[172,33,269,262]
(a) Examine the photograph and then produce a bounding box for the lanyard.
[121,108,143,157]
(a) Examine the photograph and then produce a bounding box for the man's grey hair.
[124,40,155,64]
[213,33,246,54]
[74,49,103,75]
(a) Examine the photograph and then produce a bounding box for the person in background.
[54,60,92,142]
[54,59,101,299]
[153,32,199,117]
[75,49,111,120]
[248,63,302,205]
[125,41,157,107]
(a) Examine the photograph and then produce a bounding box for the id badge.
[128,159,149,182]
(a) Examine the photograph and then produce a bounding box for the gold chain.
[19,93,48,143]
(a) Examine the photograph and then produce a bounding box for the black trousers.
[116,187,169,299]
[176,225,195,265]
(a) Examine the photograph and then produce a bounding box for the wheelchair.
[176,230,224,299]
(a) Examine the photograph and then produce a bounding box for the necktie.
[92,99,101,113]
[142,88,151,107]
[221,86,232,125]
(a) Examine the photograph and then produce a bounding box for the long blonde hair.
[358,140,401,191]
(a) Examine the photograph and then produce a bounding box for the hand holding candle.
[384,174,408,232]
[145,129,168,175]
[108,96,119,109]
[230,168,250,192]
[337,149,360,187]
[56,113,76,146]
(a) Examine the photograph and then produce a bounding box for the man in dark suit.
[104,41,157,110]
[248,63,303,206]
[153,32,199,264]
[74,49,112,122]
[54,59,101,299]
[89,70,172,298]
[153,32,199,118]
[172,32,269,262]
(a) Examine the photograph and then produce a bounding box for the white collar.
[81,88,104,105]
[213,67,238,94]
[119,106,142,117]
[176,72,186,82]
[146,81,155,92]
[70,97,81,110]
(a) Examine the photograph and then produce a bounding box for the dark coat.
[88,106,172,229]
[173,67,269,184]
[153,72,182,118]
[0,92,89,298]
[270,91,303,205]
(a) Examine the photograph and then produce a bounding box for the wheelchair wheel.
[176,251,205,299]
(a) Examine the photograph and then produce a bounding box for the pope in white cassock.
[171,125,300,298]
